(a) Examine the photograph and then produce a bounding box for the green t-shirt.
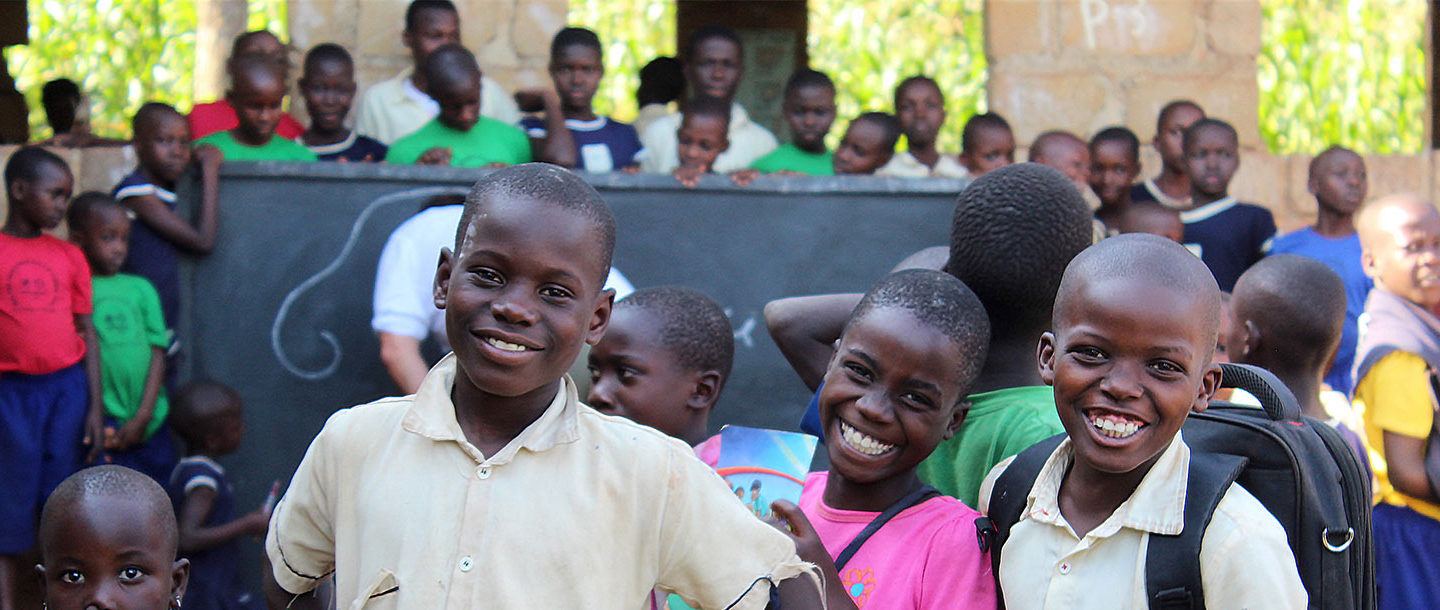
[916,385,1064,507]
[92,274,170,439]
[194,130,318,162]
[385,117,533,167]
[749,143,834,176]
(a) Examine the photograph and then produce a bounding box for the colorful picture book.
[715,425,819,520]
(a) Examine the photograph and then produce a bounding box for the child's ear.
[9,178,28,204]
[687,370,724,411]
[170,558,190,609]
[1036,331,1058,386]
[1238,319,1261,363]
[584,287,615,346]
[1191,362,1223,414]
[432,248,454,310]
[1360,248,1380,280]
[943,400,969,440]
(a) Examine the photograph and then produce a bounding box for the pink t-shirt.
[799,472,995,609]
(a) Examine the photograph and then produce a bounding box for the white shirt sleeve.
[605,267,636,300]
[372,226,442,340]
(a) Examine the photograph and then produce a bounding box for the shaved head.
[1357,193,1437,250]
[1231,254,1344,374]
[40,465,179,557]
[1028,130,1086,164]
[1357,193,1440,306]
[1055,233,1221,358]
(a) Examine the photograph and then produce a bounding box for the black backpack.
[985,363,1374,609]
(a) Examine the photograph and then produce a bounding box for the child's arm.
[114,346,165,450]
[1382,432,1438,502]
[77,314,104,464]
[764,294,862,390]
[177,485,270,554]
[377,332,429,394]
[769,501,859,610]
[125,145,222,255]
[516,87,577,168]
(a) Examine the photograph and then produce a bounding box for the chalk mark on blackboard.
[272,185,465,380]
[724,308,758,349]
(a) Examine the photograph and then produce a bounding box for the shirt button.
[459,556,474,572]
[1058,562,1071,575]
[477,466,491,480]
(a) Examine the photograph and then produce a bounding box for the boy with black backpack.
[978,234,1307,608]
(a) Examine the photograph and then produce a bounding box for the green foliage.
[1258,0,1427,154]
[5,0,286,140]
[570,0,986,152]
[567,0,677,124]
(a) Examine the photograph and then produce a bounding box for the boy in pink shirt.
[772,269,996,609]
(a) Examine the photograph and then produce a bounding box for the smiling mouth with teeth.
[485,337,532,352]
[839,421,896,456]
[1086,411,1145,440]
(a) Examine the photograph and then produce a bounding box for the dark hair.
[1156,99,1204,131]
[132,102,184,137]
[41,78,81,134]
[66,191,120,234]
[751,479,762,490]
[961,112,1012,152]
[551,26,602,60]
[1089,126,1141,162]
[849,269,992,396]
[1308,145,1362,178]
[617,286,735,380]
[681,96,731,128]
[1028,130,1086,163]
[40,465,178,557]
[4,146,70,194]
[683,25,742,62]
[230,29,281,57]
[456,164,616,284]
[303,43,353,75]
[1232,254,1346,374]
[228,52,286,91]
[1182,117,1237,152]
[894,75,942,108]
[405,0,458,32]
[169,380,243,451]
[784,68,834,97]
[946,163,1093,335]
[853,112,902,152]
[420,43,481,94]
[637,56,685,106]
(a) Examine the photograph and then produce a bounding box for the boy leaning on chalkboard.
[115,103,223,380]
[263,164,823,609]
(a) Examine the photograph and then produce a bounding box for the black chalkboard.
[177,162,963,519]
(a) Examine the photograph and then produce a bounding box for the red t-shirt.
[0,233,92,374]
[188,100,305,141]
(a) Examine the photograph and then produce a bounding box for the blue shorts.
[0,362,88,554]
[1374,503,1440,608]
[101,417,177,487]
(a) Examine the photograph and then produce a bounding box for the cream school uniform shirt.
[637,103,777,174]
[978,434,1306,610]
[354,67,522,145]
[267,354,812,609]
[876,151,971,179]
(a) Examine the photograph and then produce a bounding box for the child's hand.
[673,165,706,189]
[194,143,223,172]
[82,410,106,464]
[620,165,641,174]
[113,418,149,451]
[417,147,453,166]
[242,508,271,537]
[768,500,830,568]
[729,169,760,186]
[513,87,560,113]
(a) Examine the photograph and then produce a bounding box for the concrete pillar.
[195,0,249,103]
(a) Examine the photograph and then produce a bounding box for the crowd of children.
[5,0,1440,608]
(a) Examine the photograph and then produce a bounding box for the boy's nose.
[1099,363,1145,400]
[854,390,895,422]
[490,296,538,326]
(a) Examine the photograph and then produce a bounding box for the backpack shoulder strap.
[1145,451,1248,610]
[986,434,1067,583]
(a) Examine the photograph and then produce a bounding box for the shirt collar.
[1026,433,1189,537]
[397,68,440,114]
[1180,196,1238,224]
[401,354,581,465]
[179,455,226,476]
[728,103,751,129]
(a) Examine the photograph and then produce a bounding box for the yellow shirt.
[1355,351,1440,519]
[979,434,1307,610]
[266,354,813,609]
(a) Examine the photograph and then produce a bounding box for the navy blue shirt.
[113,170,180,331]
[1269,228,1372,395]
[169,457,258,610]
[1181,197,1276,292]
[307,131,388,163]
[520,116,643,172]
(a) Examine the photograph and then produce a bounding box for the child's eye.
[539,285,573,300]
[118,566,145,582]
[59,570,84,584]
[618,367,640,381]
[473,268,503,285]
[902,391,936,409]
[1071,347,1106,362]
[843,361,873,382]
[1150,360,1185,375]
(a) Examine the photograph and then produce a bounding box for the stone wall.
[985,0,1433,232]
[284,0,567,124]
